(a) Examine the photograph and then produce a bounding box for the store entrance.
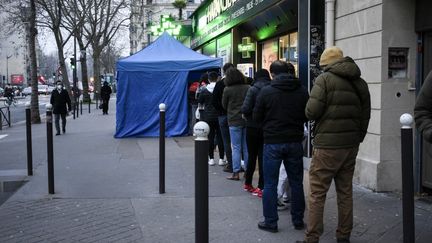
[422,32,432,189]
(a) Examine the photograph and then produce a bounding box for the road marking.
[0,134,8,140]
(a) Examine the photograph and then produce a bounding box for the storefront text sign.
[192,0,279,48]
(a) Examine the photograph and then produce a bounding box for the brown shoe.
[227,172,240,181]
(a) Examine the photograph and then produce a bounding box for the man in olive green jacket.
[298,47,371,243]
[414,70,432,143]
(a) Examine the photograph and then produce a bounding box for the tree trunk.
[78,41,90,102]
[179,8,183,20]
[54,35,71,97]
[93,50,101,100]
[29,0,41,124]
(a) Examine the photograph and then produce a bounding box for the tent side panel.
[115,71,189,138]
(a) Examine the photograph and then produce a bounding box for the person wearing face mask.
[50,81,72,135]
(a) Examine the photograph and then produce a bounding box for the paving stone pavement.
[0,199,143,243]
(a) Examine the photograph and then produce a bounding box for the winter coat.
[222,77,250,127]
[241,77,271,128]
[305,56,371,149]
[414,71,432,142]
[198,82,219,122]
[253,74,309,144]
[101,85,112,100]
[212,79,227,116]
[50,89,71,114]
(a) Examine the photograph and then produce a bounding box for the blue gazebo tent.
[115,33,222,138]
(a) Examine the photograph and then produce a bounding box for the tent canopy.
[115,33,222,138]
[117,32,222,72]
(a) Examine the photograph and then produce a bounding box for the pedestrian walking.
[100,81,112,115]
[50,81,72,135]
[198,71,225,166]
[222,67,250,180]
[297,46,371,243]
[253,61,309,233]
[241,69,271,197]
[213,63,235,171]
[414,70,432,143]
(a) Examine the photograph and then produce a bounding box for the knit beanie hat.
[319,46,343,66]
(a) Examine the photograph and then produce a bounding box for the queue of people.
[191,46,372,243]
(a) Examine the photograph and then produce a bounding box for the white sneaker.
[208,159,215,166]
[218,159,227,166]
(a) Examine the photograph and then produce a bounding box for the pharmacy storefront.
[190,0,300,77]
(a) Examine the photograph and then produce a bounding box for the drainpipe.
[326,0,336,48]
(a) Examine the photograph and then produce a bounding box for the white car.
[22,87,32,96]
[38,85,53,95]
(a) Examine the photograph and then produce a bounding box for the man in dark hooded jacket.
[254,60,309,233]
[415,70,432,143]
[297,47,371,243]
[50,81,72,135]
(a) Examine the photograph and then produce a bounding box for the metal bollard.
[80,100,83,115]
[25,103,33,176]
[96,98,99,110]
[46,104,55,194]
[159,103,166,194]
[7,106,10,127]
[73,101,76,119]
[194,121,210,243]
[400,113,415,243]
[88,100,91,114]
[76,101,79,118]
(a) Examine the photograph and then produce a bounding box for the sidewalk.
[0,99,432,243]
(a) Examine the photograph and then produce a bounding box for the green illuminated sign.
[191,0,280,48]
[237,37,255,58]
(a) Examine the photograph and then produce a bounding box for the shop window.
[261,39,278,71]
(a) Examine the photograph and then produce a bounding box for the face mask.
[57,85,62,90]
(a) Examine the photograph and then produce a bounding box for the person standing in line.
[253,61,308,233]
[241,69,271,197]
[100,81,112,115]
[222,68,250,180]
[297,47,371,243]
[213,63,235,171]
[198,71,225,165]
[414,70,432,143]
[50,81,71,135]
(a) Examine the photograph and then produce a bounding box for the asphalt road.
[1,95,50,125]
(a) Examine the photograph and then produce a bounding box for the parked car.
[22,87,32,96]
[38,85,49,95]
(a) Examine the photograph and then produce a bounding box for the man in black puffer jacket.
[241,69,271,197]
[198,71,224,166]
[253,61,309,233]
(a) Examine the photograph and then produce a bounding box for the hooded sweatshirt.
[241,77,271,128]
[305,56,371,149]
[253,74,309,144]
[197,82,219,122]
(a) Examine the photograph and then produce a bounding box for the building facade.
[129,0,202,54]
[0,12,31,88]
[189,0,432,192]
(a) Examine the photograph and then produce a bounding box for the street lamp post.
[6,54,12,86]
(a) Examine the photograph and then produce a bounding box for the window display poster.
[218,47,231,66]
[261,39,278,71]
[237,63,254,78]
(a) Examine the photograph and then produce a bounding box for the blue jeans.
[262,143,305,227]
[218,115,232,165]
[229,126,248,173]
